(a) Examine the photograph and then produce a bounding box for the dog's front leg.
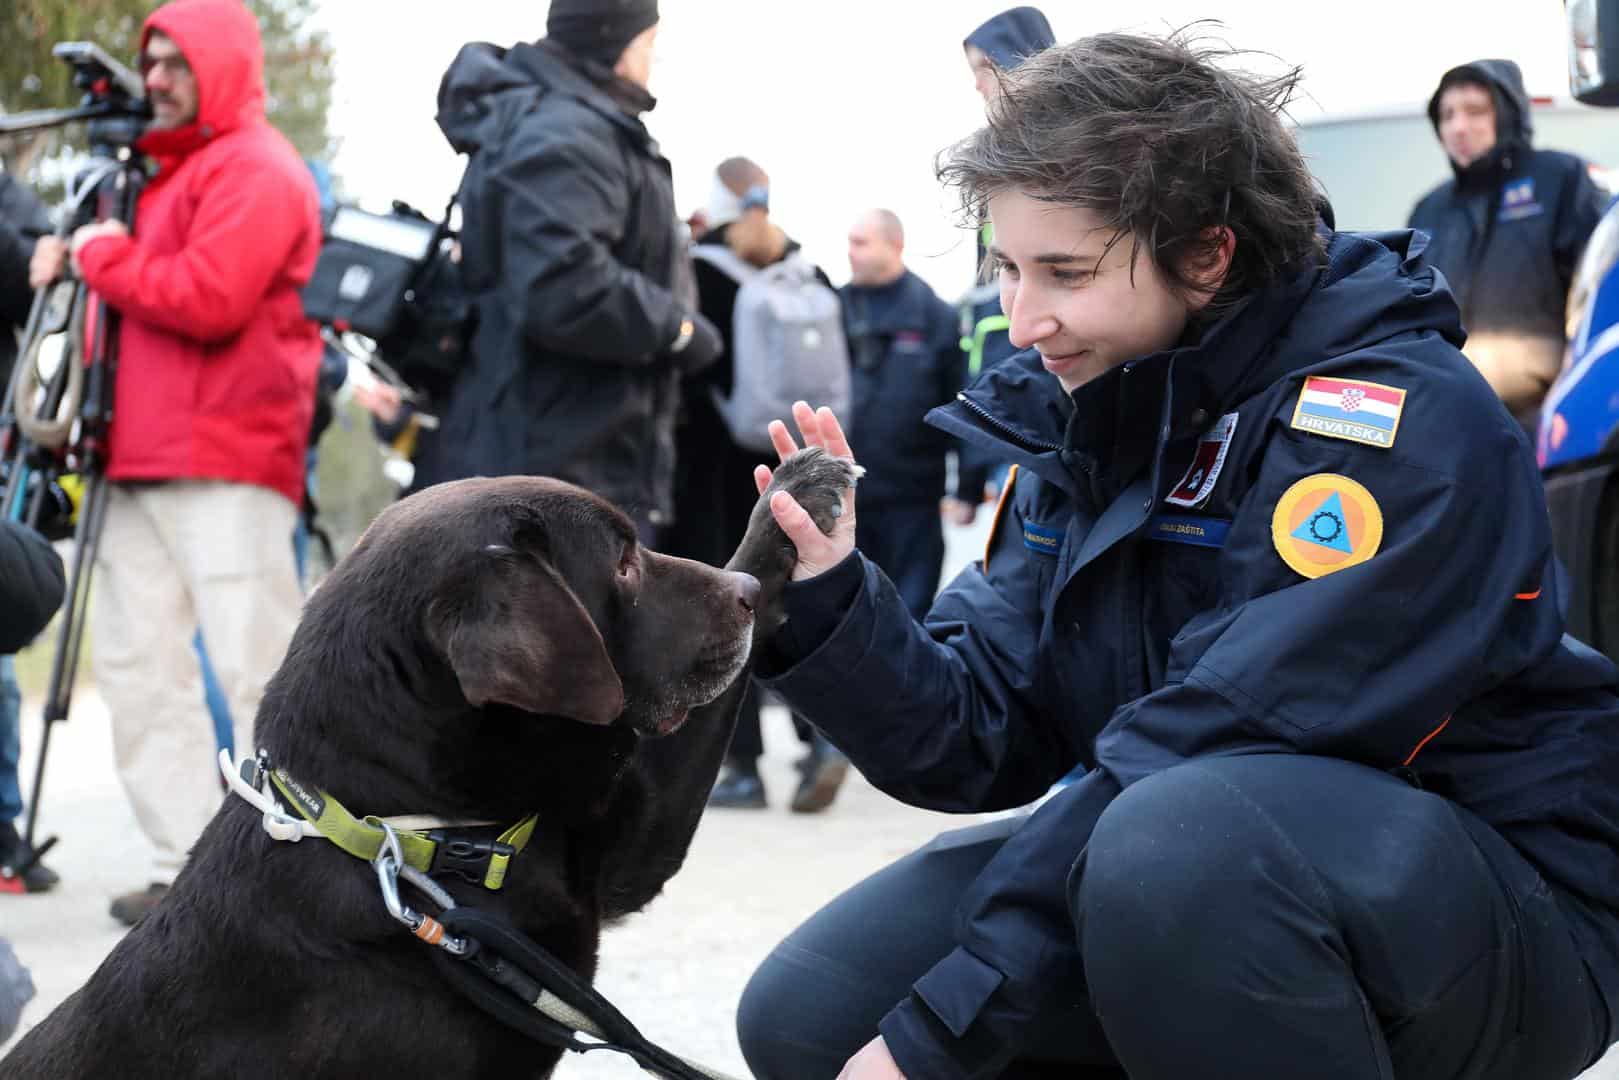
[598,450,858,920]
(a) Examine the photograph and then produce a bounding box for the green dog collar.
[268,769,538,891]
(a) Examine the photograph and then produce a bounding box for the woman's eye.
[1052,270,1093,285]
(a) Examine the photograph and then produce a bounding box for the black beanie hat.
[547,0,660,66]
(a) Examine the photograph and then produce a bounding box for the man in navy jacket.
[843,208,985,619]
[735,32,1619,1080]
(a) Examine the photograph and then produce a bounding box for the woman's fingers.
[792,400,822,449]
[753,464,773,497]
[816,406,854,460]
[768,418,799,462]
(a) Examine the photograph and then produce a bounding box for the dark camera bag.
[301,199,474,395]
[300,203,440,339]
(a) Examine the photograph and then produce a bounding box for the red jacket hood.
[136,0,266,163]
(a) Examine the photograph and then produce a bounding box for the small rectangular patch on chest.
[1499,178,1544,221]
[1147,515,1231,548]
[1023,521,1062,556]
[1290,376,1406,449]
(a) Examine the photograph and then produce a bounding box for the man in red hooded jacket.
[32,0,321,926]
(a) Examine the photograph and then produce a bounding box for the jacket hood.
[930,228,1464,490]
[1266,228,1464,385]
[436,40,647,156]
[136,0,265,160]
[963,6,1056,72]
[1427,59,1533,150]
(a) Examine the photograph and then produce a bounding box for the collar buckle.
[426,830,515,888]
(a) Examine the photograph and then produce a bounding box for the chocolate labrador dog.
[2,449,856,1079]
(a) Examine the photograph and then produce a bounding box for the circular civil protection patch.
[1270,473,1383,579]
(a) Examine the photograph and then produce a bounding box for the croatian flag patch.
[1290,376,1406,449]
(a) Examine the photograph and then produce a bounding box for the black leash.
[428,906,737,1080]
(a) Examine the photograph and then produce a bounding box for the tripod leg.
[22,472,109,851]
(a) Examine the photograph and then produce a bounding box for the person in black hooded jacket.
[428,0,720,539]
[1408,59,1606,431]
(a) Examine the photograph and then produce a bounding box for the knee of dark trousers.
[736,950,836,1080]
[1070,762,1329,988]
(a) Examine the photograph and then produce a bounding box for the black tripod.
[0,42,149,886]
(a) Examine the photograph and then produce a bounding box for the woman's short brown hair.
[939,29,1325,317]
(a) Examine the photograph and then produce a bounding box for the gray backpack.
[691,245,851,451]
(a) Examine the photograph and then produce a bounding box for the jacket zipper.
[956,393,1063,453]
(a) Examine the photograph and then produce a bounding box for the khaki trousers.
[92,481,302,884]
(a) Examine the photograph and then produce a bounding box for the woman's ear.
[1183,226,1236,312]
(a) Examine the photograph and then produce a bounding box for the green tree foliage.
[2,0,336,175]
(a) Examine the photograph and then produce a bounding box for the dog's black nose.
[731,571,761,613]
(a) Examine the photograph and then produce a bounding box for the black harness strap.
[430,906,720,1080]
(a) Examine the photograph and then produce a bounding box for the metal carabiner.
[372,823,469,956]
[372,823,419,930]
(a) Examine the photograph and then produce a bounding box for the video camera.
[0,41,151,153]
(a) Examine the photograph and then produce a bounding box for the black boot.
[0,819,59,893]
[708,757,767,809]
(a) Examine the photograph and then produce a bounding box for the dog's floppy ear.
[427,547,625,725]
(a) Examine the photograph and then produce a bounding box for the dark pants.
[858,503,945,621]
[724,681,811,761]
[738,756,1613,1080]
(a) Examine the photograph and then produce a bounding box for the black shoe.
[791,736,849,814]
[0,820,59,894]
[109,883,170,927]
[708,766,767,810]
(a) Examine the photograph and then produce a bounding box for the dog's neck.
[254,636,642,830]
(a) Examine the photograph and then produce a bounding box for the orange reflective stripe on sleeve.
[1514,589,1542,600]
[1402,715,1452,766]
[982,464,1019,566]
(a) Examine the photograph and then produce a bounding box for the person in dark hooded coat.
[430,0,720,538]
[1409,59,1607,431]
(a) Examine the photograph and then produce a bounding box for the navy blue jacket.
[760,229,1619,1077]
[843,270,985,506]
[1408,60,1605,421]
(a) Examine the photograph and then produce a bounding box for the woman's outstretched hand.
[754,401,858,582]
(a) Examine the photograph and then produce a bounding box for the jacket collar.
[931,247,1320,500]
[509,41,658,151]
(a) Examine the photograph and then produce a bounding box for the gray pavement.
[3,514,1616,1076]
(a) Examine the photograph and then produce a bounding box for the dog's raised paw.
[764,448,862,535]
